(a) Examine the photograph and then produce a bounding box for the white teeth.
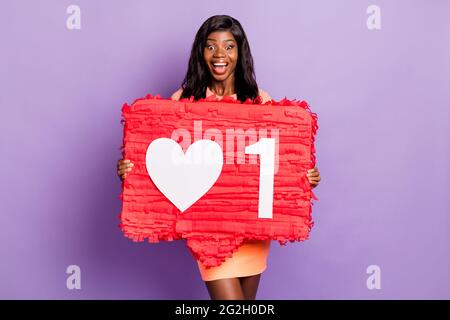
[213,63,227,66]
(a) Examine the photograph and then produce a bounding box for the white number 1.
[245,138,276,219]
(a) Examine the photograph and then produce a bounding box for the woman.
[117,15,321,300]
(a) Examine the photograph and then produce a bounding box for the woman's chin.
[211,73,232,82]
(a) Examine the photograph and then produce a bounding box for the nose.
[213,47,226,58]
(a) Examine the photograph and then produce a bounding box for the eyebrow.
[206,38,236,42]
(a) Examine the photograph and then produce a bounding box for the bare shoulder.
[258,88,272,103]
[170,88,183,101]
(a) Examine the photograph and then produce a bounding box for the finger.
[118,160,130,168]
[119,167,133,175]
[118,163,133,170]
[118,166,128,174]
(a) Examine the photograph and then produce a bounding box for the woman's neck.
[208,77,235,96]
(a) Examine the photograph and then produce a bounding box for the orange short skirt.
[196,239,271,281]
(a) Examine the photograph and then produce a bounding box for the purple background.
[1,0,449,299]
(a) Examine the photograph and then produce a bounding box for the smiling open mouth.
[212,62,228,74]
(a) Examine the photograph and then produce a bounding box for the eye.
[206,45,215,51]
[226,45,234,50]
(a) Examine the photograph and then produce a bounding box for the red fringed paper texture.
[119,94,318,268]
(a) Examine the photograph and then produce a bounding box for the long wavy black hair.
[180,15,259,102]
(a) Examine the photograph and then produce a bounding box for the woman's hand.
[306,167,321,189]
[117,159,134,181]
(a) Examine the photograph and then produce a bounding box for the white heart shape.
[145,138,223,212]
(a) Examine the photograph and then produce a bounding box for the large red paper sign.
[119,94,318,268]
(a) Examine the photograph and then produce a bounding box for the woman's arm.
[171,88,183,101]
[258,89,272,103]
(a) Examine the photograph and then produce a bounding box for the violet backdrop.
[1,0,449,299]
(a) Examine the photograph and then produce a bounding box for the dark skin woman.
[117,15,321,300]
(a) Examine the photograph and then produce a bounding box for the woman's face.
[203,30,238,82]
